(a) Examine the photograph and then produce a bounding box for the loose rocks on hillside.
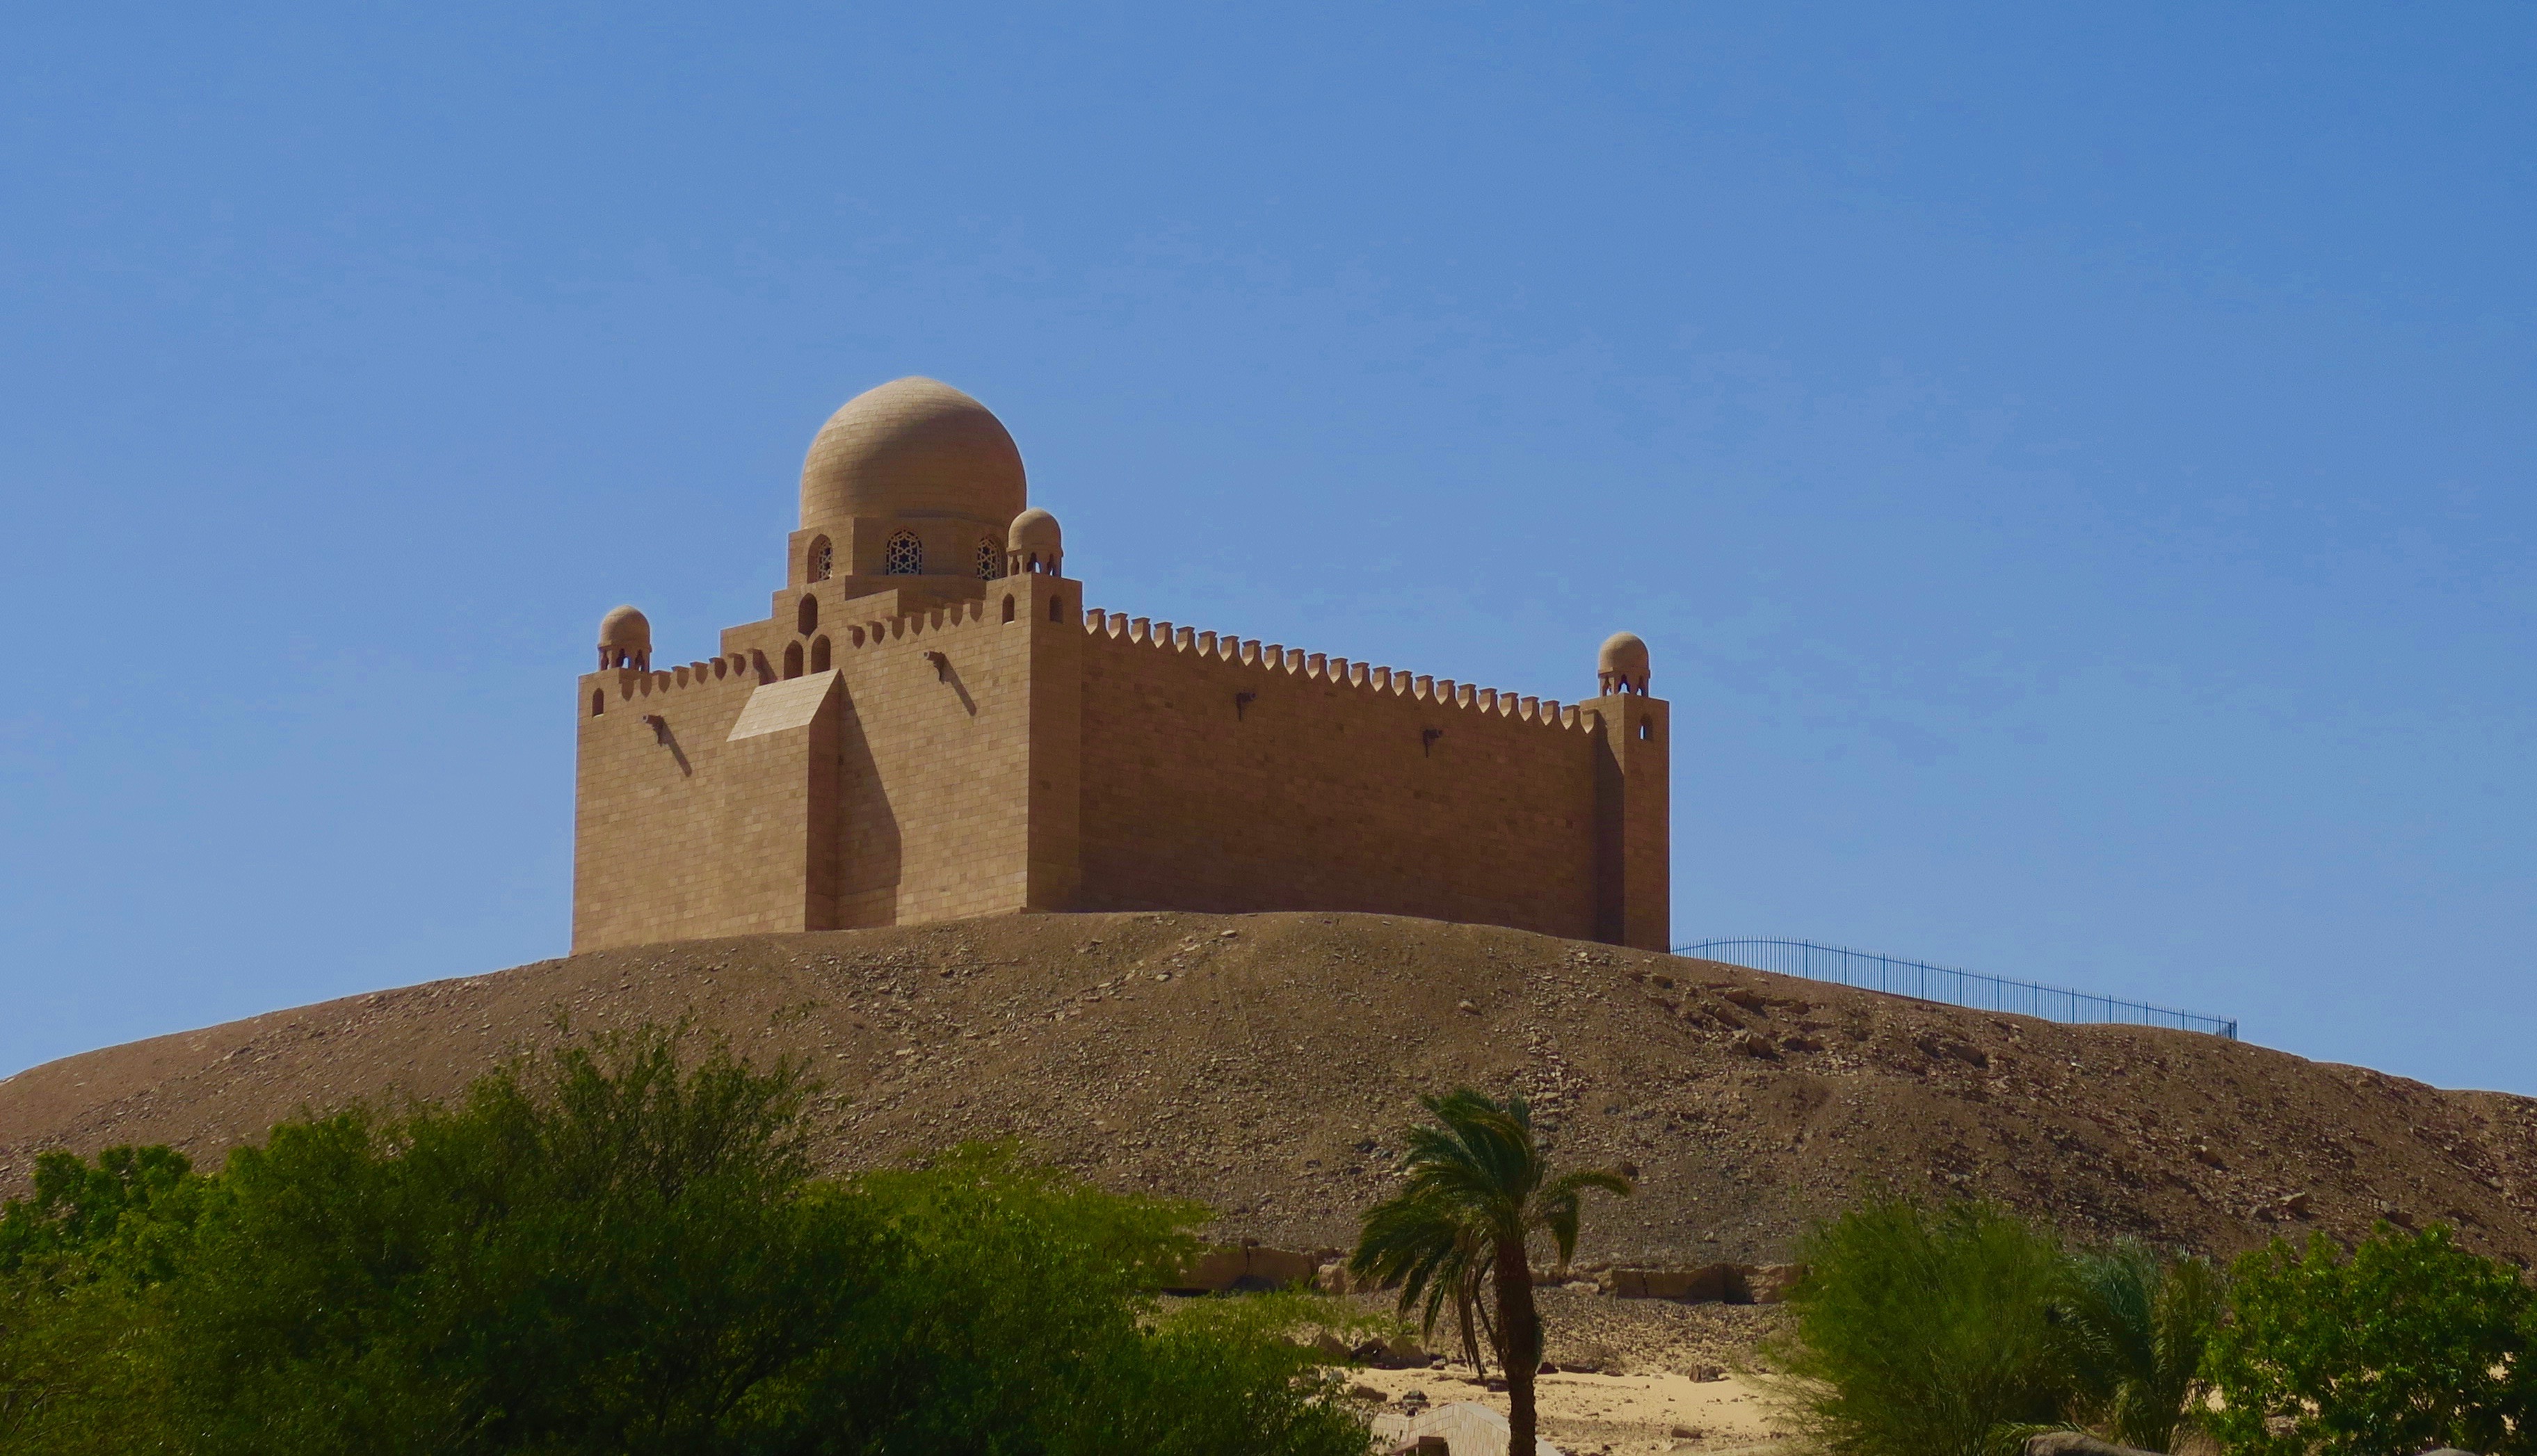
[7,912,2537,1270]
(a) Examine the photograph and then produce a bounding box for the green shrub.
[0,1027,1369,1456]
[1766,1196,2079,1456]
[0,1144,197,1277]
[0,1143,201,1449]
[145,1030,875,1455]
[2203,1222,2537,1456]
[1050,1291,1372,1456]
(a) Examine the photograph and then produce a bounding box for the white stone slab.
[727,671,839,741]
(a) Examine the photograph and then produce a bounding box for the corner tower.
[1587,631,1668,951]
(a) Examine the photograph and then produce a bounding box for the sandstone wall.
[576,575,1082,950]
[812,598,1027,928]
[1072,611,1664,945]
[578,576,1665,952]
[572,659,830,950]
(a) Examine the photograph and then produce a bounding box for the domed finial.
[599,605,652,672]
[1597,631,1650,695]
[1007,506,1063,576]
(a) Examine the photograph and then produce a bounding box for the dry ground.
[1357,1365,1781,1456]
[1350,1288,1792,1455]
[8,911,2537,1272]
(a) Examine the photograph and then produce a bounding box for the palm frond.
[1349,1085,1630,1377]
[1534,1169,1634,1267]
[2052,1240,2223,1453]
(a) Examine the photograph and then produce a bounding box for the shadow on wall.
[832,680,901,927]
[642,714,693,777]
[924,651,978,718]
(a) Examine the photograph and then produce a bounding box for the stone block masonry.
[572,376,1668,953]
[1072,611,1666,947]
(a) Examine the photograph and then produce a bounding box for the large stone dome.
[798,378,1026,531]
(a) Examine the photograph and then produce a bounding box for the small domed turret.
[599,605,652,671]
[1597,631,1650,695]
[1007,506,1063,576]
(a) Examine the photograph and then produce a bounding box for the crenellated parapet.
[825,596,1001,650]
[592,654,764,704]
[586,592,1056,711]
[1081,607,1609,732]
[575,371,1670,955]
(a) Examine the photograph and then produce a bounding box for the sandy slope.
[7,911,2537,1270]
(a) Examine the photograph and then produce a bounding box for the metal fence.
[1674,937,2239,1040]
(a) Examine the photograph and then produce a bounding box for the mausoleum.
[574,378,1669,952]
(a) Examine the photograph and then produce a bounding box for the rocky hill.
[6,911,2534,1269]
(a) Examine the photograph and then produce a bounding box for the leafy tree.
[1048,1288,1373,1456]
[0,1144,199,1449]
[0,1263,167,1453]
[1765,1195,2077,1456]
[0,1026,1372,1456]
[810,1142,1207,1452]
[150,1027,880,1455]
[2203,1222,2537,1456]
[2056,1240,2224,1453]
[0,1143,197,1276]
[1348,1087,1632,1456]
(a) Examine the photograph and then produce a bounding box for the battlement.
[1082,607,1604,731]
[829,595,999,649]
[576,373,1667,955]
[593,596,1023,710]
[592,656,761,706]
[625,585,1627,726]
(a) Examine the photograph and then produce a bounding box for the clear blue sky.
[3,6,2530,1090]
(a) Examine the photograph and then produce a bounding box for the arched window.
[783,642,803,679]
[810,636,831,672]
[884,531,923,575]
[1001,594,1016,623]
[807,535,833,582]
[976,537,1001,580]
[590,689,605,717]
[1638,720,1652,741]
[1049,595,1063,623]
[796,595,819,634]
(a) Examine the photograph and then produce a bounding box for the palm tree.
[2056,1241,2225,1453]
[1348,1089,1632,1456]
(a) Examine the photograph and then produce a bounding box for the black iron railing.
[1674,937,2238,1040]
